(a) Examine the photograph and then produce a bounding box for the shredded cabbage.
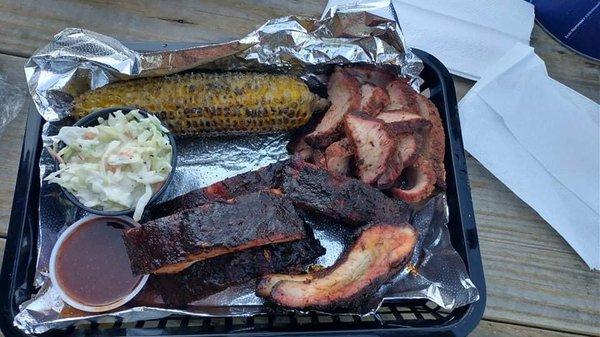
[45,110,173,220]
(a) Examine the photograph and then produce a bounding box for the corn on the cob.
[72,72,328,136]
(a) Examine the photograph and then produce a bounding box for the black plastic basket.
[0,48,486,337]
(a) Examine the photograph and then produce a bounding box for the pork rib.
[153,235,325,306]
[305,68,361,148]
[145,160,288,220]
[281,159,410,226]
[344,112,397,185]
[257,223,418,313]
[124,190,306,275]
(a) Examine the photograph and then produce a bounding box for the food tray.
[0,47,486,337]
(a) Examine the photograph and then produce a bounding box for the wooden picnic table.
[0,1,598,336]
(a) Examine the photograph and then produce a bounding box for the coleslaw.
[45,110,173,220]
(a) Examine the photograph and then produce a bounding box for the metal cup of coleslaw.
[47,107,177,220]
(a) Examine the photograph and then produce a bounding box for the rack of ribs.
[281,159,411,226]
[124,190,306,275]
[257,223,418,313]
[152,235,325,306]
[144,160,289,221]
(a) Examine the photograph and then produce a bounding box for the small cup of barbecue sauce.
[49,215,148,312]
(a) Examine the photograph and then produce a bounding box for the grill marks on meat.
[344,112,396,186]
[257,223,418,313]
[324,138,354,175]
[124,190,306,275]
[305,68,361,148]
[281,159,410,226]
[145,160,287,220]
[153,236,325,306]
[359,84,390,116]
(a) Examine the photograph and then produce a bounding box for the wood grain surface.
[467,154,599,335]
[0,1,598,336]
[0,0,324,57]
[471,320,584,337]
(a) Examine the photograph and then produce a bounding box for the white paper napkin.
[324,0,535,80]
[459,43,599,269]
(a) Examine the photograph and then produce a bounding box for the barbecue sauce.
[54,217,142,307]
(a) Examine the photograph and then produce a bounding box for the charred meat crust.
[344,112,397,185]
[281,158,410,226]
[258,223,418,313]
[153,235,325,306]
[124,190,306,275]
[305,68,361,148]
[376,112,432,135]
[145,160,288,221]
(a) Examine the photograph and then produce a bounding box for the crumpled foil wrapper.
[25,0,423,122]
[0,74,26,136]
[16,0,478,334]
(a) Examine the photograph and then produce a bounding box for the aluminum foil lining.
[16,0,478,334]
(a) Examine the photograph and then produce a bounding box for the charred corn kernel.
[72,72,327,136]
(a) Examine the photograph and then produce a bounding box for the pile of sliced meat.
[123,159,416,311]
[119,67,442,312]
[293,66,446,203]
